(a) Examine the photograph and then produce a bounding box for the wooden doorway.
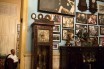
[0,0,21,68]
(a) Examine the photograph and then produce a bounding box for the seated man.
[4,49,18,69]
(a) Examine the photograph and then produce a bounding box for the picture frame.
[62,29,74,40]
[75,24,87,35]
[17,24,20,32]
[76,12,87,24]
[87,14,97,25]
[89,37,98,46]
[98,14,104,25]
[100,26,104,35]
[53,42,59,49]
[62,16,74,28]
[88,25,98,36]
[75,36,81,46]
[99,37,104,46]
[53,24,61,33]
[17,32,20,41]
[62,29,68,40]
[38,0,75,16]
[50,14,62,24]
[53,34,61,42]
[97,0,104,2]
[68,29,74,41]
[98,4,104,14]
[37,30,49,42]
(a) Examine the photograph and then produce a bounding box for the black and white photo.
[38,0,75,16]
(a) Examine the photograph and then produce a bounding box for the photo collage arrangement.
[51,4,104,49]
[35,1,104,49]
[49,14,74,49]
[50,4,104,49]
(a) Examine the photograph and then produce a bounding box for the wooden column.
[19,0,28,69]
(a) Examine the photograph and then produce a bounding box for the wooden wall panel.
[0,1,20,55]
[53,50,60,69]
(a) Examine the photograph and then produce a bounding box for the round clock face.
[38,30,49,42]
[31,13,36,19]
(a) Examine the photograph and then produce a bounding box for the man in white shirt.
[5,49,18,69]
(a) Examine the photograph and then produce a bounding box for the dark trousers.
[14,62,18,69]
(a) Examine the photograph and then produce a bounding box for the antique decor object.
[31,13,36,20]
[89,0,97,13]
[31,17,54,69]
[78,0,87,11]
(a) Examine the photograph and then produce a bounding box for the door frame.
[19,0,28,69]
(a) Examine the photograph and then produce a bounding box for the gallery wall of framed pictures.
[34,1,104,49]
[49,11,104,49]
[49,14,75,49]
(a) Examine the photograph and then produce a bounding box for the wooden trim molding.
[19,0,28,69]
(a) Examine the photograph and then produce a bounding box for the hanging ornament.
[89,0,97,13]
[78,0,87,11]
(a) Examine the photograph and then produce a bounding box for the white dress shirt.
[8,54,18,63]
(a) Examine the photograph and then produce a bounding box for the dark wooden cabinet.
[31,18,54,69]
[59,46,104,69]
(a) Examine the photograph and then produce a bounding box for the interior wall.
[28,0,104,53]
[27,0,104,69]
[0,0,21,55]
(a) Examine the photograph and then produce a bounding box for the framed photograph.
[89,37,98,46]
[76,12,87,24]
[68,29,74,41]
[17,24,20,32]
[38,30,49,42]
[62,16,74,28]
[53,34,61,42]
[62,29,74,40]
[17,32,20,41]
[99,37,104,46]
[87,14,97,25]
[53,42,59,49]
[88,25,98,36]
[53,24,61,33]
[100,26,104,35]
[97,0,104,2]
[38,0,75,16]
[98,14,104,25]
[98,4,104,14]
[50,14,62,24]
[75,24,87,35]
[75,36,81,46]
[62,29,68,40]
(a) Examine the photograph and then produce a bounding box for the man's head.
[11,49,15,55]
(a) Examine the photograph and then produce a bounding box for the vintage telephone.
[89,0,97,13]
[78,0,87,11]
